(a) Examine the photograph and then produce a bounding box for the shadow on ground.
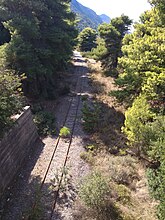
[0,138,46,220]
[97,101,127,152]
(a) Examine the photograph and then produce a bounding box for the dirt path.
[0,52,91,220]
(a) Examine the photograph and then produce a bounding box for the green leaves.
[79,172,109,209]
[98,15,132,73]
[78,27,97,52]
[114,5,165,219]
[0,71,23,137]
[122,95,155,152]
[0,0,77,99]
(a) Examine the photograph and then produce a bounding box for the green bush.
[122,95,155,154]
[82,102,100,133]
[59,126,71,138]
[33,111,56,136]
[0,71,23,137]
[146,116,165,220]
[79,172,109,210]
[85,145,96,151]
[80,151,94,165]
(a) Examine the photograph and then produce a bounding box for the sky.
[77,0,152,22]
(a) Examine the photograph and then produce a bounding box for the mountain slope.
[71,0,110,31]
[99,14,111,23]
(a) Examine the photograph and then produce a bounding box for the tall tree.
[98,15,132,75]
[78,27,97,52]
[149,0,165,24]
[0,0,77,98]
[113,6,165,219]
[113,9,165,104]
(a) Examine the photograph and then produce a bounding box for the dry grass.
[88,60,125,113]
[95,153,158,220]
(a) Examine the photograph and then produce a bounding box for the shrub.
[146,116,165,220]
[79,172,109,210]
[114,184,131,204]
[82,102,100,133]
[80,151,94,165]
[33,111,56,136]
[0,71,23,137]
[108,156,139,186]
[122,95,155,155]
[59,126,71,138]
[85,145,96,151]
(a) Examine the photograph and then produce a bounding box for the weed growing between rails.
[59,126,71,138]
[73,59,158,220]
[50,166,72,193]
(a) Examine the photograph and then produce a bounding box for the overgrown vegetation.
[59,126,71,138]
[33,111,56,137]
[77,6,163,215]
[80,1,165,218]
[79,172,110,213]
[107,1,165,219]
[0,71,23,137]
[0,0,77,137]
[78,27,97,52]
[82,102,100,133]
[0,0,77,99]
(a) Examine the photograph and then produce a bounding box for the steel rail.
[49,63,85,219]
[26,59,86,220]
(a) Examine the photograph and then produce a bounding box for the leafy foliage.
[78,27,97,52]
[33,110,56,137]
[113,4,165,219]
[146,116,165,219]
[0,0,77,99]
[0,71,23,137]
[59,126,71,138]
[122,95,155,154]
[113,10,165,104]
[79,172,109,209]
[98,15,132,75]
[82,102,100,133]
[83,37,107,61]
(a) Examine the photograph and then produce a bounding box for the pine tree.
[78,27,97,52]
[98,15,132,75]
[113,9,165,104]
[0,0,77,98]
[114,5,165,218]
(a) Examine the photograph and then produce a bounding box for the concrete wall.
[0,106,39,195]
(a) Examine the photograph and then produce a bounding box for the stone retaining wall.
[0,106,39,195]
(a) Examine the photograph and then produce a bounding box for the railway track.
[26,52,87,220]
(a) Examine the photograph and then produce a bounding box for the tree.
[0,22,10,45]
[113,9,165,104]
[0,0,77,99]
[149,0,165,24]
[0,70,23,137]
[78,27,97,52]
[98,15,132,75]
[114,6,165,219]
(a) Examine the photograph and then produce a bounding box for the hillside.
[99,14,111,23]
[71,0,110,31]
